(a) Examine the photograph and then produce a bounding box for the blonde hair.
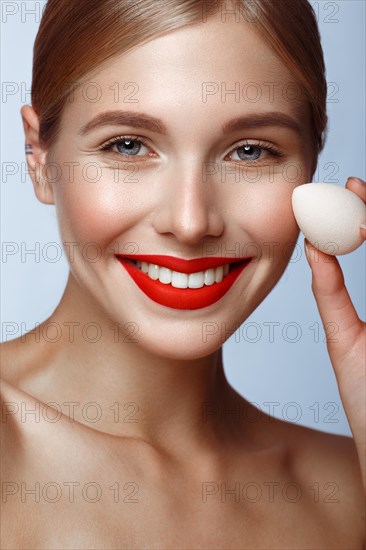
[32,0,328,166]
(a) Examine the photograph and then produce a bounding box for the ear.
[21,105,55,205]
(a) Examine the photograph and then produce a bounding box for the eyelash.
[97,134,285,164]
[228,139,284,164]
[97,135,154,161]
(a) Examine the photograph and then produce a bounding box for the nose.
[151,161,224,246]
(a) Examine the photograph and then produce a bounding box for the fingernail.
[348,176,365,185]
[360,223,366,230]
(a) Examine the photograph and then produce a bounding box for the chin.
[128,320,226,361]
[148,344,221,362]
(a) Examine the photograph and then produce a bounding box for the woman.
[1,0,365,547]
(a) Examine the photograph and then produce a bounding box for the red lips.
[116,255,252,310]
[116,254,250,274]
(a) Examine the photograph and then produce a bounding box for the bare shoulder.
[245,399,363,489]
[272,416,365,532]
[0,336,38,386]
[0,376,26,482]
[276,417,363,484]
[0,336,54,472]
[0,340,25,450]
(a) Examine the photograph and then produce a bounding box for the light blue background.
[1,1,365,436]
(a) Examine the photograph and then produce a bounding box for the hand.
[304,176,366,491]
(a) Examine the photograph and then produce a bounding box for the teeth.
[159,267,172,285]
[147,263,159,280]
[188,271,204,289]
[172,271,187,288]
[215,265,224,283]
[204,268,216,286]
[135,261,231,289]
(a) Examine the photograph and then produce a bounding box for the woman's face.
[43,15,313,359]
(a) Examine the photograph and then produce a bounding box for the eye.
[232,145,261,161]
[225,140,284,163]
[115,138,145,156]
[98,135,156,159]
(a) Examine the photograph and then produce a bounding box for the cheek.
[235,181,300,256]
[52,167,144,248]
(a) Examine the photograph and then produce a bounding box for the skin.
[1,12,365,550]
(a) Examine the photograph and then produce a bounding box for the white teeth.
[173,271,188,288]
[188,271,204,289]
[148,263,159,280]
[204,268,215,286]
[215,265,224,283]
[134,260,232,288]
[159,267,172,285]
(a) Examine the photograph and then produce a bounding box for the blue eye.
[99,135,153,159]
[115,139,143,156]
[227,141,284,163]
[234,145,262,161]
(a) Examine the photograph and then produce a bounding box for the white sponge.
[292,182,366,255]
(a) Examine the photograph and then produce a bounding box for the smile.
[131,259,231,288]
[115,254,253,310]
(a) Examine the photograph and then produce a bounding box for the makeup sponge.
[292,183,366,255]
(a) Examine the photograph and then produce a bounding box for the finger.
[345,176,366,203]
[344,178,366,239]
[304,239,363,361]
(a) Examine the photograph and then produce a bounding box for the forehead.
[63,15,308,133]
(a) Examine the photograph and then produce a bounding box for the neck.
[20,273,242,454]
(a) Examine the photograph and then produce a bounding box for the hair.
[32,0,328,170]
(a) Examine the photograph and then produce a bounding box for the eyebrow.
[78,110,302,137]
[78,111,168,136]
[221,112,303,137]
